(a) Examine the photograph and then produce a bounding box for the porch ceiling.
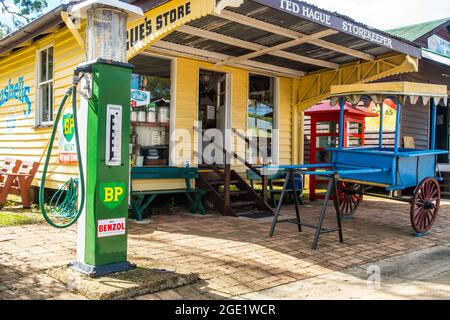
[150,0,421,78]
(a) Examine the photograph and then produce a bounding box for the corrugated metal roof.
[387,18,450,42]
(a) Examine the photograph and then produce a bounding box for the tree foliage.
[0,0,48,36]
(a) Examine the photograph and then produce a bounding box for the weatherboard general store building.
[0,0,431,215]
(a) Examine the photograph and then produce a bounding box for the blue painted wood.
[262,95,448,192]
[131,167,199,180]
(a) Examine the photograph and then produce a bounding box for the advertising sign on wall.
[59,110,78,164]
[365,102,397,133]
[131,89,151,107]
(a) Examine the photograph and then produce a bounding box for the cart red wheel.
[337,182,363,219]
[410,178,440,235]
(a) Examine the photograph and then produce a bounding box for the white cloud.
[302,0,450,30]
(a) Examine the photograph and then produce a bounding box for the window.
[247,75,277,164]
[129,54,172,167]
[37,46,54,125]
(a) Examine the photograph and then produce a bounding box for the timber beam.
[215,10,375,62]
[152,40,306,78]
[178,25,338,69]
[295,54,419,111]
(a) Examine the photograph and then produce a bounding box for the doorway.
[198,69,230,165]
[435,102,449,163]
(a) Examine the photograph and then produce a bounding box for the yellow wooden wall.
[173,58,294,169]
[0,27,84,190]
[0,30,295,192]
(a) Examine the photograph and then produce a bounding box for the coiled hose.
[39,80,85,228]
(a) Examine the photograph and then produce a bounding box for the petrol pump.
[40,0,144,277]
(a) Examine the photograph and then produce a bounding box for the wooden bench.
[0,158,22,183]
[247,169,304,208]
[0,161,39,208]
[130,167,208,221]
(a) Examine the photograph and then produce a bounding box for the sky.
[1,0,450,31]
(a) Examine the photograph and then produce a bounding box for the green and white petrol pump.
[40,0,144,277]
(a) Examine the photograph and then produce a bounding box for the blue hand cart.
[265,82,448,250]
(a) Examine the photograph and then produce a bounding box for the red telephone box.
[306,101,378,200]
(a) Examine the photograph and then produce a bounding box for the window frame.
[247,73,279,165]
[35,45,55,126]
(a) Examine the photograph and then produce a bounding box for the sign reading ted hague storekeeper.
[253,0,422,58]
[126,0,215,59]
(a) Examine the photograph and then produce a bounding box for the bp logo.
[100,182,126,209]
[63,113,75,142]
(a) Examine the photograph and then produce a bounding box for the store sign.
[127,0,216,59]
[0,77,32,117]
[59,111,78,164]
[97,218,126,238]
[253,0,422,58]
[131,89,151,107]
[428,35,450,57]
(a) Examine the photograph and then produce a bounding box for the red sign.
[97,218,126,238]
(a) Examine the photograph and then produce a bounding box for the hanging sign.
[59,111,78,164]
[252,0,422,58]
[131,89,151,107]
[127,0,216,60]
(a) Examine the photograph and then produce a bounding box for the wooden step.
[209,180,240,186]
[231,201,258,208]
[228,190,250,197]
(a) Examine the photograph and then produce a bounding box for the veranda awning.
[329,82,448,107]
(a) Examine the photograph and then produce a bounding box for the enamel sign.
[59,110,78,164]
[252,0,422,58]
[126,0,215,59]
[97,218,127,238]
[131,89,151,107]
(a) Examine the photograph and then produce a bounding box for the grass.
[0,195,44,227]
[0,211,44,227]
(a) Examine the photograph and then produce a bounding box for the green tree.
[1,0,48,36]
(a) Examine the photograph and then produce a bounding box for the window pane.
[316,150,332,163]
[316,136,338,148]
[248,75,275,164]
[48,82,54,121]
[129,54,172,167]
[47,47,54,81]
[349,137,362,147]
[348,122,362,134]
[40,84,49,122]
[316,121,339,134]
[40,83,53,122]
[40,50,47,82]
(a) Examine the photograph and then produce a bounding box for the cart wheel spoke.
[411,178,440,234]
[337,182,363,219]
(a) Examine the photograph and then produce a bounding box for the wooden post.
[431,98,437,150]
[224,163,231,208]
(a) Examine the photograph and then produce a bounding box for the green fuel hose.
[39,81,85,229]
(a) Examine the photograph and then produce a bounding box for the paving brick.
[1,199,449,300]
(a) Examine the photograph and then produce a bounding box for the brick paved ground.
[1,198,450,300]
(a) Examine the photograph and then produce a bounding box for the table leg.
[291,171,302,232]
[312,177,333,250]
[332,178,344,243]
[269,171,291,237]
